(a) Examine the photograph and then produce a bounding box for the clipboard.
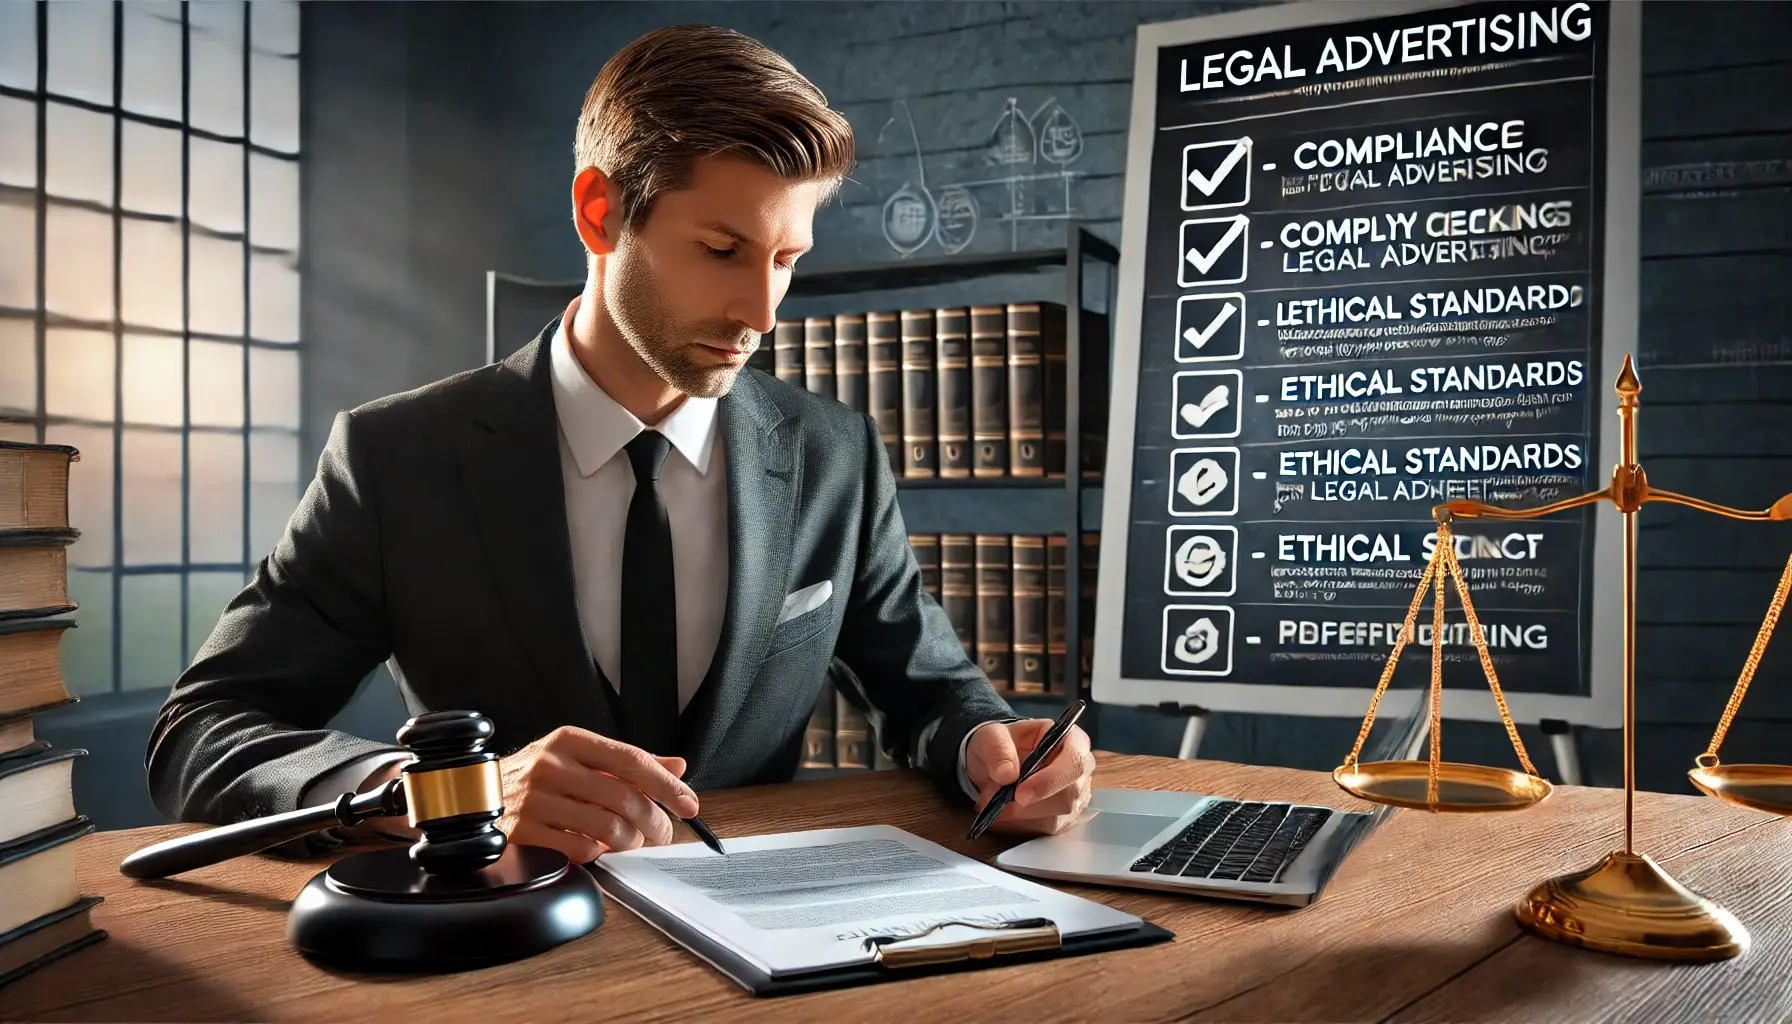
[591,865,1175,997]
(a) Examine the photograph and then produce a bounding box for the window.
[0,1,303,696]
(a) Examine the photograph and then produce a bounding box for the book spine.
[970,306,1007,478]
[934,307,972,479]
[1043,303,1068,478]
[975,534,1012,692]
[834,689,871,770]
[901,309,938,478]
[940,533,977,659]
[1011,535,1047,694]
[910,533,941,602]
[1005,302,1046,478]
[1081,532,1100,690]
[866,311,904,475]
[833,313,867,415]
[801,678,837,769]
[804,316,835,400]
[1047,534,1067,694]
[773,319,805,385]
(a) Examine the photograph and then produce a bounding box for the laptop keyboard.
[1128,801,1333,884]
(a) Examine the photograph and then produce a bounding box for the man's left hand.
[964,719,1095,836]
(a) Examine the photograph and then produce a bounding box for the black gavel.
[123,710,505,879]
[120,710,605,973]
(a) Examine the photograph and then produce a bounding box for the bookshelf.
[486,221,1119,769]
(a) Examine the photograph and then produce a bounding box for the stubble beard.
[607,249,755,399]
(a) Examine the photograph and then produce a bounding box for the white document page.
[592,824,1143,977]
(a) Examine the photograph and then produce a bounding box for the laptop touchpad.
[1074,811,1174,848]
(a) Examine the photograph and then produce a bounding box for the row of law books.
[802,532,1101,772]
[752,301,1109,482]
[0,441,105,990]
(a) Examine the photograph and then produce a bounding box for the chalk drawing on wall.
[877,95,1084,257]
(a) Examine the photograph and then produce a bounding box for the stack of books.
[801,532,1101,773]
[0,441,104,990]
[770,301,1109,482]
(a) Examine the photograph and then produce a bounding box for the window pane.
[121,572,182,691]
[186,569,246,663]
[249,153,297,251]
[250,0,299,57]
[189,232,244,337]
[46,0,113,106]
[120,216,184,331]
[0,1,36,91]
[122,1,184,122]
[0,197,32,308]
[0,317,34,414]
[189,338,243,427]
[250,52,298,154]
[121,427,181,564]
[46,422,113,567]
[46,102,114,205]
[249,250,298,342]
[191,138,244,234]
[45,203,115,321]
[189,430,244,564]
[189,10,244,138]
[249,430,297,560]
[63,568,113,695]
[249,345,298,429]
[121,121,182,216]
[0,96,35,188]
[45,328,114,422]
[121,332,183,426]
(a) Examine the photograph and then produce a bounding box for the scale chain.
[1430,544,1446,806]
[1441,535,1541,779]
[1699,550,1792,769]
[1342,540,1442,770]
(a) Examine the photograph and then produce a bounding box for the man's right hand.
[495,726,701,864]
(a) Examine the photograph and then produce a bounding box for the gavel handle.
[119,779,407,880]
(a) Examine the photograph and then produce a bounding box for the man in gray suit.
[146,24,1095,863]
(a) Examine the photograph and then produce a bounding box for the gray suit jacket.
[145,320,1015,845]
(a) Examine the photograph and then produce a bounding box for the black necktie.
[621,430,680,756]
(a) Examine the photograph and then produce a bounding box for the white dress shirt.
[302,300,993,809]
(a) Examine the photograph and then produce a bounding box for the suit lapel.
[682,371,797,784]
[459,322,617,743]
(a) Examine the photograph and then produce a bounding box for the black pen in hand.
[967,699,1087,841]
[660,801,725,856]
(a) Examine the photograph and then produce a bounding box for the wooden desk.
[4,752,1788,1022]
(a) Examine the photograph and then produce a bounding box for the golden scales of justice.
[1330,354,1792,962]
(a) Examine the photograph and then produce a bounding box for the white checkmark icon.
[1185,216,1248,276]
[1180,385,1230,429]
[1182,300,1237,350]
[1187,139,1250,196]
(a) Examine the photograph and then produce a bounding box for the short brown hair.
[574,25,856,231]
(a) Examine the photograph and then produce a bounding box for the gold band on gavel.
[402,761,503,827]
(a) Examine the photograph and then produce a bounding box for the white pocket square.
[776,580,832,625]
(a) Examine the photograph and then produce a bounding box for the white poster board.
[1094,0,1639,729]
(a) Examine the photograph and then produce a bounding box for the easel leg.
[1541,718,1582,786]
[1176,709,1210,760]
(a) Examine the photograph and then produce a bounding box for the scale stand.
[1333,355,1792,963]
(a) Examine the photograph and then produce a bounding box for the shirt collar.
[549,298,720,479]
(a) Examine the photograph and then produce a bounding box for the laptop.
[994,688,1430,908]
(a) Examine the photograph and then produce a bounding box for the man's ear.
[572,166,619,256]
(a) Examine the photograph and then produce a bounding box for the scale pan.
[1688,764,1792,817]
[1333,760,1552,812]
